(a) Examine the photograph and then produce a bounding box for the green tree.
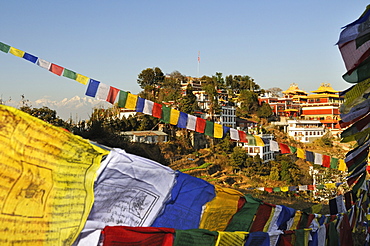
[20,105,68,128]
[137,67,164,100]
[230,147,247,170]
[257,102,273,118]
[236,90,259,117]
[178,84,198,114]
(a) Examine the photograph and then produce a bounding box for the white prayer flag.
[314,153,323,165]
[186,115,197,131]
[37,58,51,70]
[230,128,240,141]
[143,100,154,115]
[95,83,110,101]
[270,140,279,152]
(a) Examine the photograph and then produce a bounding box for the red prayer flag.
[279,143,291,154]
[322,155,331,168]
[49,63,64,76]
[195,118,206,133]
[307,185,315,190]
[152,103,162,118]
[238,130,247,143]
[106,86,120,104]
[250,203,273,232]
[103,226,175,246]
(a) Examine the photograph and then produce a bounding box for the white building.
[121,131,168,144]
[237,134,275,163]
[287,120,326,143]
[218,106,236,128]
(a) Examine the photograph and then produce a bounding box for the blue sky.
[0,1,368,104]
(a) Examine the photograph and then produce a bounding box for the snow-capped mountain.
[7,96,112,121]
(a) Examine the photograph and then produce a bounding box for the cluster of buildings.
[119,80,344,162]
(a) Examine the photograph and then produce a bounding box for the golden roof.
[311,83,338,93]
[282,83,308,95]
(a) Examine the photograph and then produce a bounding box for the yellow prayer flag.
[215,231,246,246]
[297,148,305,159]
[325,183,336,189]
[280,186,289,192]
[214,123,223,138]
[170,109,180,125]
[338,159,347,172]
[263,206,276,232]
[255,135,265,146]
[311,203,323,214]
[290,210,302,230]
[9,47,25,58]
[125,93,138,110]
[199,185,243,231]
[75,73,89,85]
[0,105,109,245]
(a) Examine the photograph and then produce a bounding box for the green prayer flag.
[225,194,262,232]
[117,91,128,108]
[289,146,297,153]
[246,134,256,146]
[62,68,77,80]
[273,187,281,192]
[327,221,339,246]
[316,184,325,190]
[174,229,218,246]
[294,229,306,246]
[161,106,171,124]
[204,121,214,137]
[0,42,10,53]
[330,157,338,169]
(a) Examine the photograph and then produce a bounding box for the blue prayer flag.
[177,112,188,128]
[23,52,38,63]
[85,79,100,97]
[136,97,145,112]
[305,151,314,163]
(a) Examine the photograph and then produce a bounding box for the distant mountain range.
[7,96,111,121]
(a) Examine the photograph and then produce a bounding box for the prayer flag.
[75,73,89,85]
[152,103,162,119]
[314,153,323,165]
[215,231,246,246]
[9,47,25,58]
[136,97,145,112]
[125,93,138,110]
[0,42,10,53]
[204,121,214,137]
[244,231,270,246]
[230,128,239,141]
[199,185,243,231]
[107,86,120,104]
[49,63,64,76]
[322,155,331,168]
[239,131,247,143]
[226,194,262,232]
[86,148,176,228]
[37,58,51,70]
[330,157,339,169]
[174,229,217,246]
[23,52,38,63]
[85,79,100,97]
[279,143,290,154]
[249,203,273,232]
[223,126,230,138]
[103,226,175,246]
[338,34,370,72]
[297,148,305,159]
[62,68,77,80]
[170,109,180,125]
[246,134,256,146]
[214,123,223,138]
[151,172,215,230]
[143,100,154,115]
[118,90,128,108]
[269,140,279,151]
[0,105,108,245]
[186,115,197,131]
[289,146,297,153]
[305,151,314,162]
[161,106,171,123]
[195,118,206,133]
[95,82,110,101]
[177,112,188,128]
